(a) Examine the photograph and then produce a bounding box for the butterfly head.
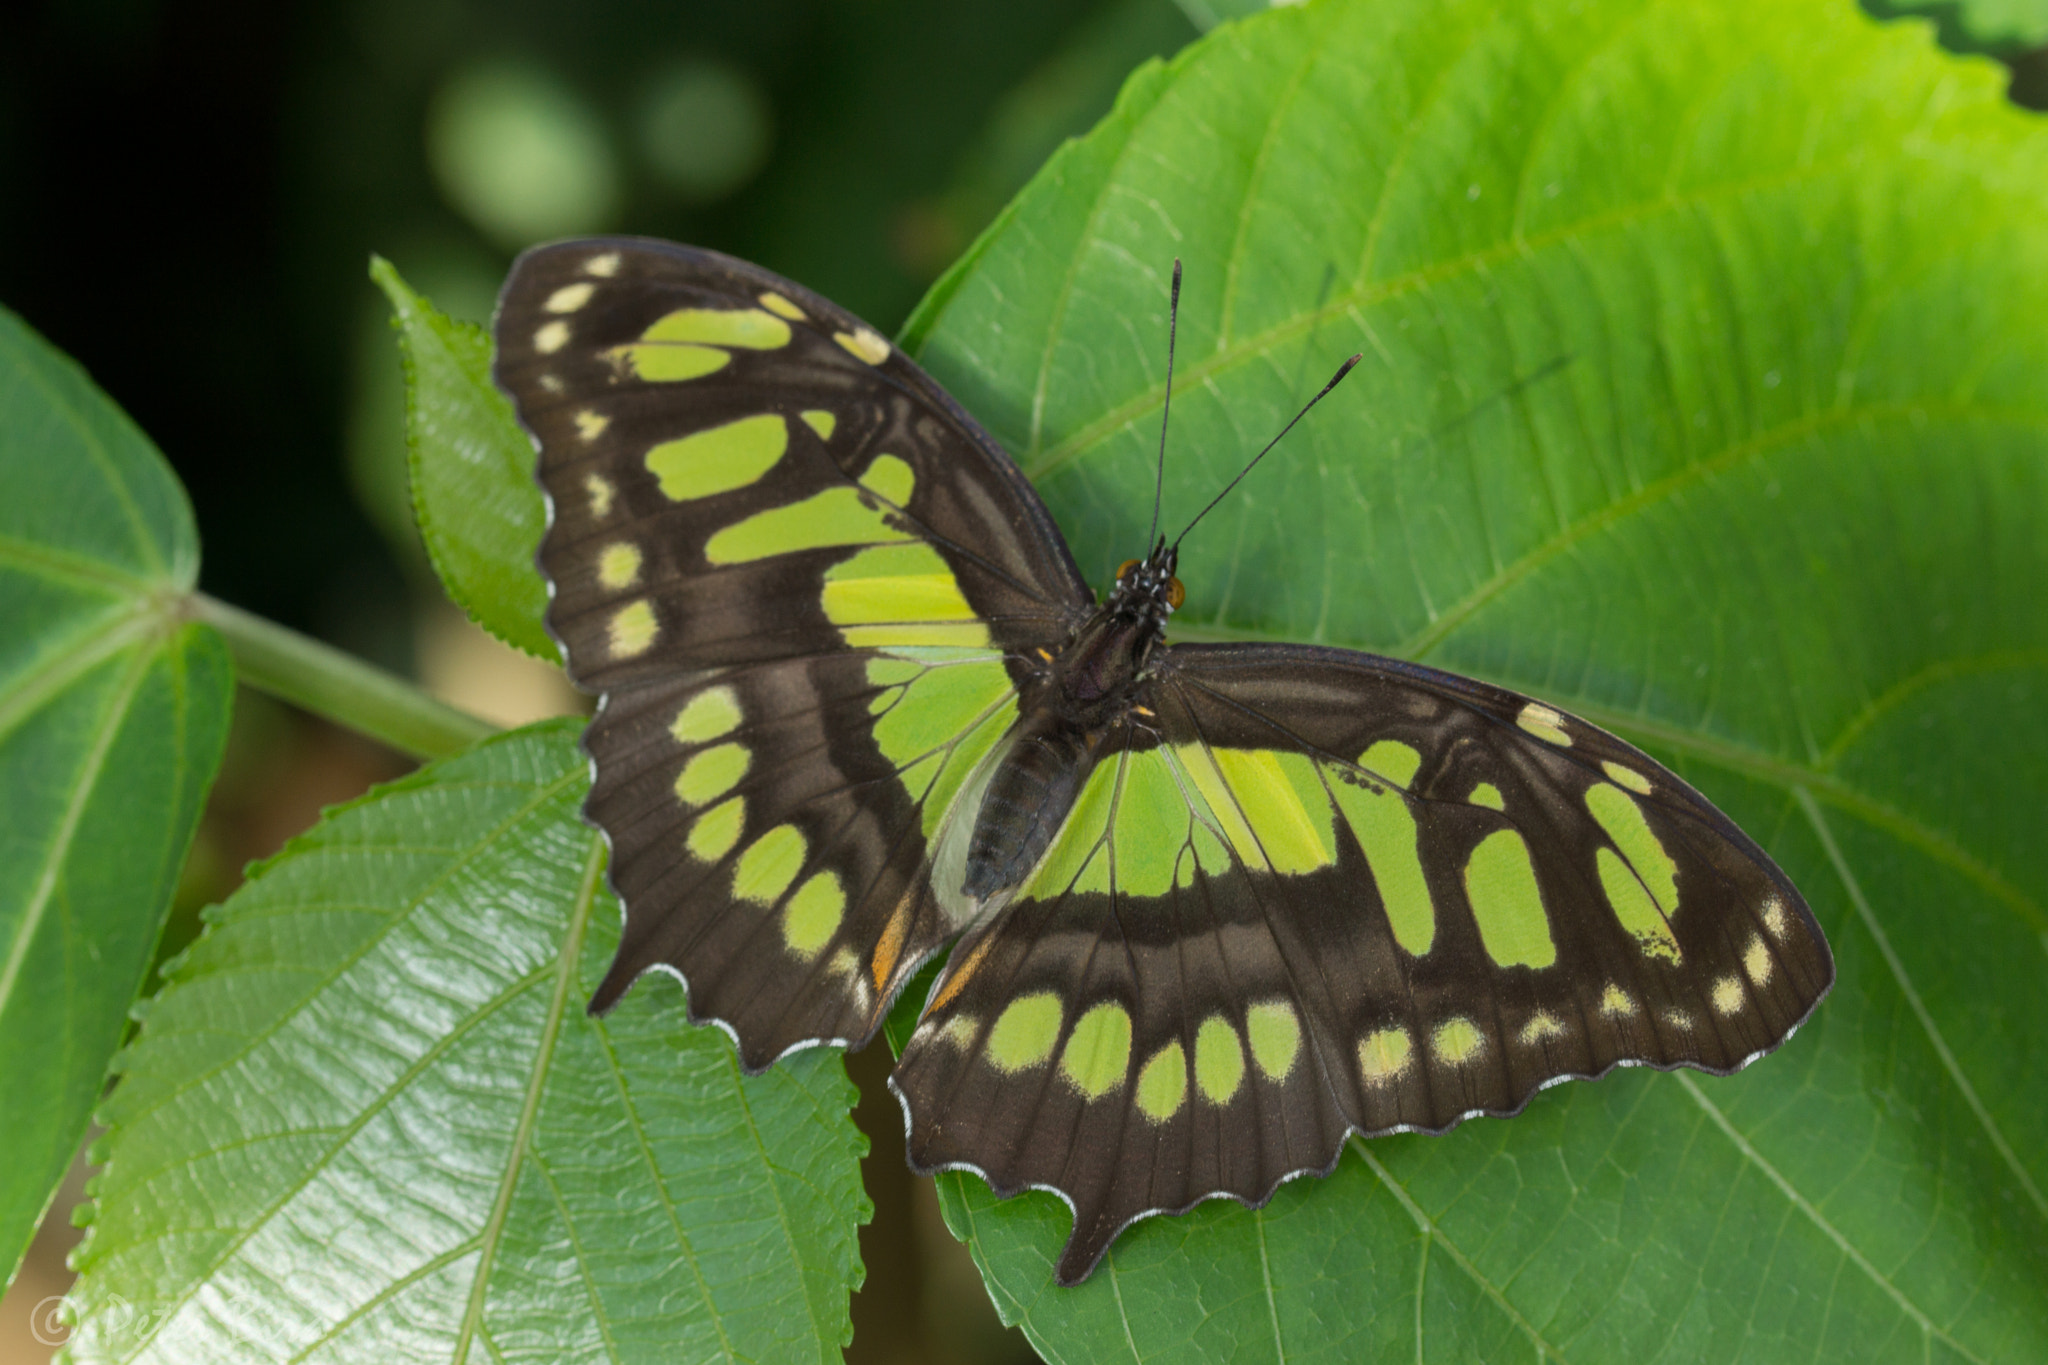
[1110,539,1184,628]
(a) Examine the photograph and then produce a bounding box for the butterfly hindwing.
[494,239,1093,1062]
[896,643,1831,1283]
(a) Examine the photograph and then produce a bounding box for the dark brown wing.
[493,237,1093,1063]
[893,641,1831,1283]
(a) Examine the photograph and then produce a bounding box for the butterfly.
[492,237,1833,1286]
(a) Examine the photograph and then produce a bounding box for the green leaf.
[1867,0,2048,54]
[0,308,231,1289]
[63,722,868,1363]
[372,256,555,660]
[903,0,2048,1357]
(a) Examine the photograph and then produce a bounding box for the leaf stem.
[192,593,497,759]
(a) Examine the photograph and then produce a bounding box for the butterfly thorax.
[960,546,1180,905]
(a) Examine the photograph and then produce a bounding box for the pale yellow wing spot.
[583,251,621,277]
[1761,896,1789,938]
[1598,984,1637,1018]
[584,473,616,519]
[835,326,891,365]
[1516,702,1570,746]
[545,282,595,313]
[1743,935,1773,985]
[574,409,610,442]
[1358,1027,1412,1083]
[608,600,657,657]
[597,542,643,590]
[758,290,806,320]
[1432,1017,1484,1065]
[1519,1012,1566,1045]
[1711,976,1746,1015]
[535,320,571,354]
[1662,1008,1695,1031]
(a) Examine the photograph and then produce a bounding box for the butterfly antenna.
[1172,352,1363,551]
[1146,259,1183,551]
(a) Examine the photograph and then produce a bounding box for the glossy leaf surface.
[63,723,868,1363]
[900,0,2048,1357]
[0,308,231,1288]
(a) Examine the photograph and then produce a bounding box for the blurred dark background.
[0,1,2040,1360]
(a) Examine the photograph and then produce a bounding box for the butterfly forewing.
[494,238,1092,1063]
[895,643,1831,1284]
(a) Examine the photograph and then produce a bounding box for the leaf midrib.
[450,831,606,1364]
[0,642,154,1019]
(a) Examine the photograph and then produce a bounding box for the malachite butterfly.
[491,237,1832,1286]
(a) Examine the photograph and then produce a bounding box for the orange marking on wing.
[872,901,912,993]
[927,936,995,1016]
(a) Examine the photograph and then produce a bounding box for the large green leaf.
[62,722,868,1363]
[0,308,232,1289]
[372,257,555,661]
[900,0,2048,1357]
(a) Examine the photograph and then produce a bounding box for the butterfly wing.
[893,641,1832,1284]
[493,237,1093,1065]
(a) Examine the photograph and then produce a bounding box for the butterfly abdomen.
[963,716,1104,903]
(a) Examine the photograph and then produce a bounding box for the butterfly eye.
[1116,559,1140,582]
[1165,577,1185,610]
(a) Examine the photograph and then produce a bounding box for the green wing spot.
[1328,767,1436,956]
[801,409,837,441]
[858,453,915,505]
[1190,821,1230,877]
[1060,1002,1132,1099]
[1217,749,1333,873]
[1359,739,1422,786]
[1246,1001,1301,1081]
[920,699,1017,838]
[987,993,1063,1073]
[687,797,746,862]
[645,413,789,501]
[1433,1017,1485,1065]
[1136,1041,1188,1122]
[642,306,791,349]
[704,486,914,563]
[865,656,925,686]
[1602,760,1652,794]
[862,651,1017,837]
[823,543,988,648]
[1194,1016,1246,1105]
[1026,759,1117,897]
[1586,782,1679,914]
[1469,782,1504,810]
[675,742,750,806]
[1596,847,1682,963]
[1173,747,1333,874]
[672,687,743,743]
[613,342,730,382]
[1463,828,1557,969]
[734,824,807,905]
[783,871,846,957]
[1107,750,1189,896]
